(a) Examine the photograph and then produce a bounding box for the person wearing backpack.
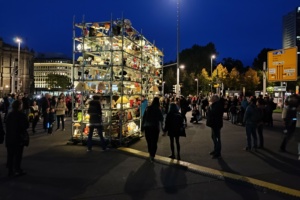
[243,97,258,151]
[163,103,184,160]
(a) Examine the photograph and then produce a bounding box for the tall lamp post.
[210,54,215,93]
[176,0,181,97]
[195,78,198,96]
[15,37,22,93]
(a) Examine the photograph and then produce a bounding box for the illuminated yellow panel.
[267,47,298,82]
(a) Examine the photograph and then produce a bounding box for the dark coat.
[5,110,29,147]
[88,100,102,125]
[41,97,50,113]
[206,100,223,129]
[164,112,183,137]
[141,105,163,131]
[0,115,5,144]
[243,104,257,125]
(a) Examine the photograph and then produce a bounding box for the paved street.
[0,112,299,200]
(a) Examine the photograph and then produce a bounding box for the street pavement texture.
[0,112,299,200]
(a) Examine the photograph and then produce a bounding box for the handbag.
[179,125,186,137]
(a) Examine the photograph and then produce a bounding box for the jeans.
[257,124,264,147]
[211,127,221,156]
[245,124,257,148]
[56,115,65,129]
[169,135,180,156]
[231,114,237,124]
[87,125,106,150]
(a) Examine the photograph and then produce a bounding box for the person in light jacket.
[55,97,68,131]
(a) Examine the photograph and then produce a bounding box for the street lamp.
[176,0,181,97]
[176,65,184,96]
[195,78,198,96]
[15,37,22,93]
[210,54,215,93]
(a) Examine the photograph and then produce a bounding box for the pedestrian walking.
[44,107,56,134]
[163,103,184,160]
[206,95,224,159]
[5,100,29,177]
[87,94,108,152]
[179,96,189,126]
[141,97,163,162]
[30,100,40,134]
[55,97,68,131]
[41,93,51,132]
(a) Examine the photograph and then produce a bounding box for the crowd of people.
[0,90,299,177]
[0,92,72,177]
[141,92,300,162]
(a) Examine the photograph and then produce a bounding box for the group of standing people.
[0,92,71,177]
[141,95,195,162]
[142,92,300,162]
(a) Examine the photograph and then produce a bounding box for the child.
[45,108,56,134]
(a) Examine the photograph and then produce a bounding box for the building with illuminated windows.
[34,53,73,96]
[0,39,34,96]
[283,6,300,75]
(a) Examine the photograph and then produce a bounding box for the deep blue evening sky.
[1,0,299,66]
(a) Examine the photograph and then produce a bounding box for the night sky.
[1,0,299,66]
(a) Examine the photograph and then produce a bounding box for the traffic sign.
[273,86,286,92]
[267,47,298,82]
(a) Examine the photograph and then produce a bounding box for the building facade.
[34,53,73,96]
[283,6,300,75]
[0,39,34,96]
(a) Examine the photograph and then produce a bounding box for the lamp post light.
[15,37,22,93]
[176,65,184,97]
[210,54,215,93]
[195,78,198,96]
[176,0,181,98]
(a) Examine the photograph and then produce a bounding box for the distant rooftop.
[35,52,71,60]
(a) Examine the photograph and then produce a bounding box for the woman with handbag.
[5,100,29,177]
[163,103,185,160]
